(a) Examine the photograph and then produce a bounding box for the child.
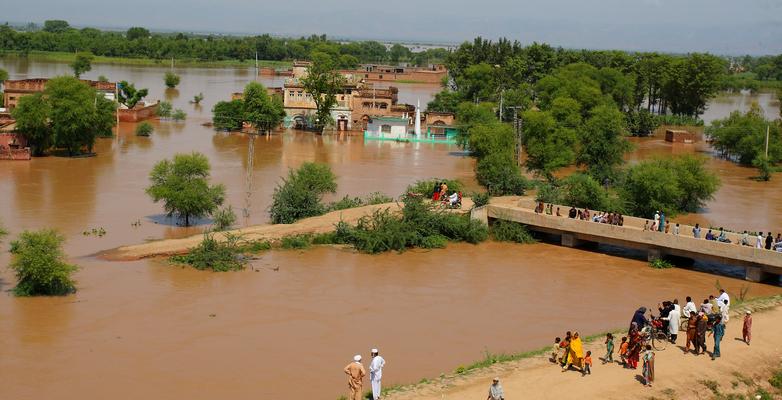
[642,345,655,387]
[551,337,561,363]
[743,311,752,345]
[583,351,592,376]
[603,333,614,364]
[618,337,628,366]
[559,333,571,366]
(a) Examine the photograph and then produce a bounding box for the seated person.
[740,231,751,246]
[448,192,459,206]
[717,228,731,243]
[568,207,577,218]
[705,230,715,241]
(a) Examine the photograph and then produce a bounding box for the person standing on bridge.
[693,223,701,238]
[766,232,774,250]
[658,211,665,232]
[344,355,366,400]
[756,231,764,248]
[369,348,385,400]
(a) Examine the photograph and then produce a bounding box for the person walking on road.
[743,311,752,345]
[344,355,366,400]
[369,349,385,400]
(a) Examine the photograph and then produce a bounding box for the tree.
[43,20,70,33]
[70,52,93,78]
[242,82,284,133]
[11,93,51,156]
[559,173,615,211]
[707,105,782,168]
[146,152,226,226]
[475,152,528,196]
[45,76,114,155]
[269,162,337,224]
[664,54,725,117]
[164,71,180,88]
[301,52,346,131]
[157,101,173,118]
[9,229,78,296]
[577,105,631,183]
[389,44,411,62]
[521,109,577,180]
[117,81,149,109]
[135,121,153,136]
[212,100,244,130]
[426,90,461,113]
[126,27,150,40]
[0,67,7,84]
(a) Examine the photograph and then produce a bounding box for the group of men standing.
[343,349,386,400]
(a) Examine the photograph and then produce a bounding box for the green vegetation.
[11,76,116,156]
[170,232,259,272]
[620,155,721,217]
[708,104,781,180]
[329,195,488,254]
[490,220,536,243]
[69,52,93,78]
[471,192,490,208]
[280,234,313,250]
[192,92,204,104]
[156,101,173,118]
[117,81,148,109]
[649,258,674,269]
[146,152,226,226]
[9,229,78,296]
[171,108,187,121]
[406,178,463,196]
[135,121,154,136]
[301,53,346,131]
[164,71,180,88]
[212,82,284,132]
[328,192,394,211]
[269,162,337,224]
[0,23,448,66]
[0,67,7,107]
[211,206,237,231]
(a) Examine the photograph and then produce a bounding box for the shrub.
[490,220,536,243]
[329,195,364,211]
[156,101,173,118]
[649,258,674,269]
[535,181,562,204]
[270,163,337,224]
[170,232,248,272]
[9,229,78,296]
[135,121,154,136]
[406,178,463,196]
[475,152,528,195]
[768,367,782,389]
[164,71,180,88]
[193,92,204,104]
[559,173,615,211]
[280,234,312,249]
[172,109,187,121]
[365,191,393,205]
[212,206,237,231]
[311,231,339,245]
[471,192,490,208]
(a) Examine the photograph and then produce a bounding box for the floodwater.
[0,59,781,399]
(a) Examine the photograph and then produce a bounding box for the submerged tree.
[301,52,346,132]
[46,76,115,155]
[212,99,244,130]
[70,52,93,78]
[242,82,284,133]
[164,71,180,88]
[146,152,226,226]
[11,93,52,156]
[9,229,78,296]
[269,162,337,224]
[118,81,149,109]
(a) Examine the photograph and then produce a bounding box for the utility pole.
[255,51,259,80]
[498,89,504,121]
[766,125,770,158]
[508,106,524,166]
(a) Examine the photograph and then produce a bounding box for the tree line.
[0,21,449,67]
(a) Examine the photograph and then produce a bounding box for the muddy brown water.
[1,59,781,399]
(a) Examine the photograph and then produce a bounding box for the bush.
[170,232,248,272]
[471,192,490,207]
[490,220,536,243]
[280,234,312,249]
[212,206,237,231]
[535,181,562,204]
[365,191,393,205]
[270,163,337,224]
[172,109,187,121]
[475,152,528,196]
[156,101,173,118]
[193,92,204,104]
[768,367,782,389]
[649,258,674,269]
[212,100,244,131]
[164,71,180,88]
[311,231,339,245]
[559,173,618,211]
[9,229,78,296]
[328,192,394,211]
[135,121,154,136]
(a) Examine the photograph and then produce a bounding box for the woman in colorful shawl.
[563,332,584,371]
[642,345,655,387]
[626,323,642,369]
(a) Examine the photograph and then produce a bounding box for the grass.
[169,232,269,272]
[649,257,674,269]
[0,50,292,69]
[280,234,312,250]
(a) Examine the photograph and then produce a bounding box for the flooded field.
[0,59,781,399]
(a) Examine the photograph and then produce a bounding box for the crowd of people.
[534,202,625,226]
[430,181,461,208]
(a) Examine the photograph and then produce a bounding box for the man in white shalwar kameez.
[369,348,386,400]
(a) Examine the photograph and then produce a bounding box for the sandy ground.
[103,198,474,260]
[386,300,782,400]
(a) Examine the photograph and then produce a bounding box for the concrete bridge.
[474,198,782,284]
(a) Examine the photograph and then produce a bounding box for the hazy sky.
[5,0,781,55]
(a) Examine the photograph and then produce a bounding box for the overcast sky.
[4,0,781,55]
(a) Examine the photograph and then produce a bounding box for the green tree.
[45,76,115,155]
[135,121,153,136]
[475,152,528,196]
[212,100,244,130]
[577,105,631,183]
[426,90,461,113]
[126,26,150,40]
[269,162,337,224]
[521,109,577,180]
[9,229,78,296]
[389,44,411,62]
[43,20,70,33]
[242,82,284,133]
[559,173,615,211]
[301,52,346,131]
[157,101,173,118]
[172,109,187,121]
[70,52,93,78]
[11,93,52,156]
[117,81,149,109]
[146,152,226,226]
[164,71,181,88]
[707,105,782,167]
